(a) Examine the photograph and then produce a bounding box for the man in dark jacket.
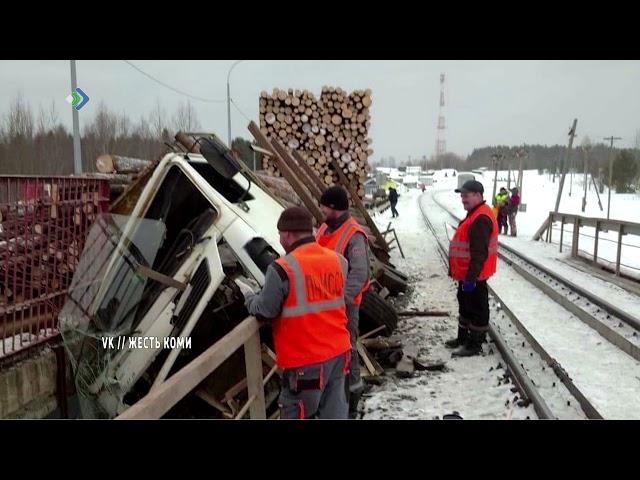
[316,186,371,418]
[388,186,399,218]
[446,180,499,357]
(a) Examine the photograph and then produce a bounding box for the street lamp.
[227,60,244,148]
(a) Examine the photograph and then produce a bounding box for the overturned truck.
[59,133,404,419]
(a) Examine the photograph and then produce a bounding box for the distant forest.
[0,95,260,175]
[375,138,640,193]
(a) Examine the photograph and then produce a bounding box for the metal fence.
[0,176,110,359]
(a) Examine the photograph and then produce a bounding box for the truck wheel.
[359,290,398,337]
[377,264,408,295]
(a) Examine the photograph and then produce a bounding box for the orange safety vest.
[273,242,351,369]
[449,203,499,281]
[316,217,371,305]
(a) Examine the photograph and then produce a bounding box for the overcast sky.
[1,60,638,160]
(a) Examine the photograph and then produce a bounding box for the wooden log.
[96,155,151,174]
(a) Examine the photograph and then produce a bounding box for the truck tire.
[377,264,408,294]
[359,290,398,337]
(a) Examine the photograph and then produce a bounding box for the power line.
[122,60,226,103]
[230,97,253,123]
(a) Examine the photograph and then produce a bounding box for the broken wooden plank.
[330,157,388,252]
[362,338,402,351]
[115,316,260,420]
[359,325,387,341]
[249,122,324,224]
[292,149,327,194]
[396,310,450,317]
[357,341,384,376]
[195,388,232,416]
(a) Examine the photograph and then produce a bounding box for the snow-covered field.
[433,169,640,276]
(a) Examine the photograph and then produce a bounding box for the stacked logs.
[0,177,110,312]
[93,154,153,203]
[258,87,373,198]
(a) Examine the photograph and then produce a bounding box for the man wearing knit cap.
[316,185,371,419]
[238,206,351,419]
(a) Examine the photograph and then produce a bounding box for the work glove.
[461,280,476,293]
[235,277,260,298]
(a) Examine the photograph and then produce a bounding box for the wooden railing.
[543,212,640,277]
[115,316,267,420]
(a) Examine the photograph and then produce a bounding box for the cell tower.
[435,73,446,167]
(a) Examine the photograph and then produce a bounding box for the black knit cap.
[277,206,314,232]
[320,186,349,211]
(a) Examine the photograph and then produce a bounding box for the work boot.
[445,325,469,349]
[451,330,485,358]
[348,386,363,419]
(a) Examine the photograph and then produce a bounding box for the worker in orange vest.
[446,180,499,357]
[238,206,351,419]
[316,186,371,418]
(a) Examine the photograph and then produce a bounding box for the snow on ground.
[489,257,640,419]
[419,174,640,419]
[433,169,640,275]
[419,190,586,419]
[1,328,58,357]
[361,189,536,420]
[431,174,640,320]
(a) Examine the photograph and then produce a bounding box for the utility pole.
[582,144,591,212]
[491,153,501,204]
[514,148,526,203]
[569,139,578,197]
[604,136,622,220]
[70,60,82,174]
[554,119,578,213]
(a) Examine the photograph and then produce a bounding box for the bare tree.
[148,98,167,140]
[4,94,34,140]
[172,100,201,133]
[116,111,130,139]
[84,101,118,153]
[37,100,58,135]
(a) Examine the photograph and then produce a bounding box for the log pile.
[0,176,110,322]
[91,155,153,204]
[258,87,373,198]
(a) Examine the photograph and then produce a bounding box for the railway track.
[418,193,607,419]
[431,192,640,361]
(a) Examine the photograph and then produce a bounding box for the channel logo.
[66,87,90,111]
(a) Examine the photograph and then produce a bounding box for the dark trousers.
[456,280,489,333]
[390,201,399,218]
[279,352,349,419]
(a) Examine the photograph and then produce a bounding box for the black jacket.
[388,188,399,203]
[461,201,493,283]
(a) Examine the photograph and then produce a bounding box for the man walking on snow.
[445,180,499,357]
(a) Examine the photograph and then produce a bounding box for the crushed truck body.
[59,133,405,419]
